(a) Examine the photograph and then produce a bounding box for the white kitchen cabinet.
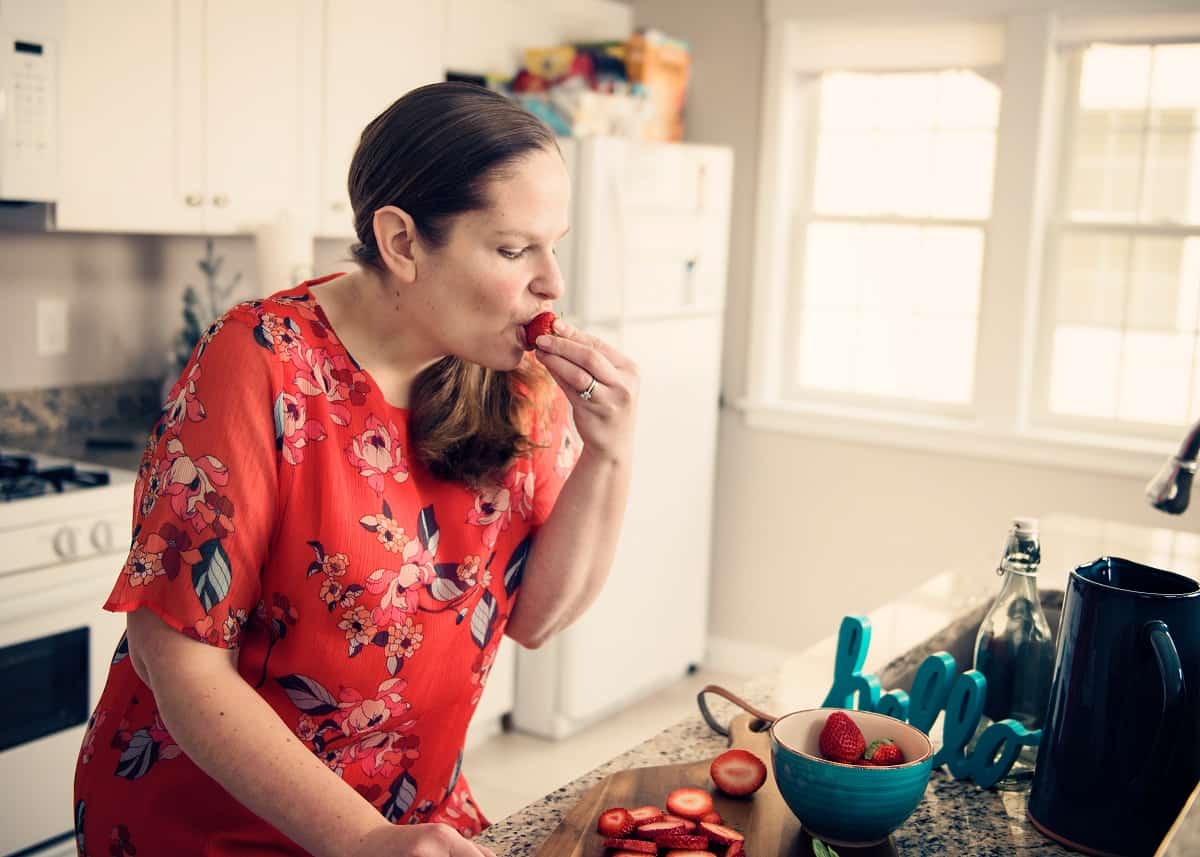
[57,0,204,233]
[317,0,446,239]
[58,0,321,235]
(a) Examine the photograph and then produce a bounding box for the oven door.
[0,555,126,856]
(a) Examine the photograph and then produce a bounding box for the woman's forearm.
[507,445,632,648]
[139,626,387,856]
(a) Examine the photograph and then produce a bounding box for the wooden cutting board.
[534,714,899,856]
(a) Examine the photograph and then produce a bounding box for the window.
[788,69,1001,408]
[1041,42,1200,433]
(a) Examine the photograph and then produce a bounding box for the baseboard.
[704,635,794,676]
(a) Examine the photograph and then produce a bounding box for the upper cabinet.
[57,0,203,233]
[59,0,320,235]
[317,0,445,239]
[56,0,632,237]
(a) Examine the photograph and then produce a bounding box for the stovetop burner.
[0,452,111,501]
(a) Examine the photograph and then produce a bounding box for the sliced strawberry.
[665,788,713,820]
[698,811,723,825]
[661,814,697,831]
[726,842,745,857]
[636,820,688,840]
[629,805,665,825]
[697,822,744,845]
[611,852,660,857]
[658,851,716,857]
[710,748,768,797]
[597,807,636,837]
[657,834,710,849]
[523,311,557,351]
[602,838,656,853]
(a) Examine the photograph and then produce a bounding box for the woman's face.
[413,146,571,371]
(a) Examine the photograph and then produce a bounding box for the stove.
[0,448,135,856]
[0,451,112,501]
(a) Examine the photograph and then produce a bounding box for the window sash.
[1031,47,1200,442]
[782,69,995,415]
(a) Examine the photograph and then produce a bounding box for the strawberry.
[602,838,656,853]
[636,820,688,840]
[523,311,556,351]
[658,851,716,857]
[698,811,722,825]
[818,711,866,763]
[666,788,714,820]
[697,822,744,845]
[629,805,665,825]
[727,842,746,857]
[657,834,711,849]
[710,748,767,797]
[864,738,905,766]
[661,814,697,831]
[610,852,660,857]
[597,807,636,837]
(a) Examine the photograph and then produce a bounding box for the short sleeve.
[104,315,280,648]
[528,381,581,530]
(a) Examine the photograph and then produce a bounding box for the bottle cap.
[1012,517,1039,536]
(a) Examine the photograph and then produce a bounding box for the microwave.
[0,1,60,204]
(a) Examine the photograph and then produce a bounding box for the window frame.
[741,5,1196,479]
[1029,45,1200,443]
[782,66,999,418]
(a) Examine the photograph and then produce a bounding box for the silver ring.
[578,376,598,401]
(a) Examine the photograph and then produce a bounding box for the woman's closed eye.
[499,247,528,260]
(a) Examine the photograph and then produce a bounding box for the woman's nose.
[533,252,566,301]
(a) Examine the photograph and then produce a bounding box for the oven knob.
[91,520,115,551]
[53,526,79,558]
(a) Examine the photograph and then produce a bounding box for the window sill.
[731,398,1175,480]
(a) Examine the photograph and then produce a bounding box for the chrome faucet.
[1146,421,1200,514]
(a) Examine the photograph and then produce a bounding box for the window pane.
[931,130,996,218]
[1068,43,1200,225]
[795,222,983,403]
[1079,45,1151,111]
[1117,331,1191,425]
[1055,233,1129,327]
[1149,45,1200,115]
[797,308,856,391]
[1128,237,1195,331]
[802,222,861,309]
[1068,130,1144,220]
[1050,326,1122,418]
[811,69,998,218]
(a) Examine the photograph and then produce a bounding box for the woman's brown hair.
[347,82,558,485]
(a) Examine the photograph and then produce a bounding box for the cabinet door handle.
[185,193,204,207]
[211,194,230,208]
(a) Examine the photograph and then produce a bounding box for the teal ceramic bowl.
[770,708,934,847]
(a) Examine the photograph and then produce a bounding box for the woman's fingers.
[550,317,632,369]
[536,350,597,400]
[534,330,618,387]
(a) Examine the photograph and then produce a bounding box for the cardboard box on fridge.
[624,29,690,142]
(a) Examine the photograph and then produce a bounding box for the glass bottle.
[971,517,1056,790]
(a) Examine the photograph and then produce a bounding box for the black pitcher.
[1027,556,1200,856]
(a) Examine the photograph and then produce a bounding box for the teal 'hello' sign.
[821,616,1042,789]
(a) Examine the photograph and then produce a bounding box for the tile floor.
[462,667,747,822]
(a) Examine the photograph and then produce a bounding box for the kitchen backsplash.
[0,377,161,438]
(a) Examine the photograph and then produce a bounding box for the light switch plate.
[36,297,69,356]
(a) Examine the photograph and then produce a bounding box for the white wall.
[628,0,1194,664]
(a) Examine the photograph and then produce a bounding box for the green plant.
[813,841,841,857]
[173,238,241,374]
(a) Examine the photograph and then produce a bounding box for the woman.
[73,82,637,857]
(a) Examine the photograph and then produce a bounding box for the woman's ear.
[373,206,419,284]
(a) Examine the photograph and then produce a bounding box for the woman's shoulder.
[211,276,341,357]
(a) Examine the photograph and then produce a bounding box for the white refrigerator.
[511,136,734,739]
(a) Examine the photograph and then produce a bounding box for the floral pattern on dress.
[76,275,577,854]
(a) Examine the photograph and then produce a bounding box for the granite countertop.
[3,424,150,472]
[477,515,1200,856]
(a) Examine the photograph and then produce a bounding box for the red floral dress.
[72,274,579,856]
